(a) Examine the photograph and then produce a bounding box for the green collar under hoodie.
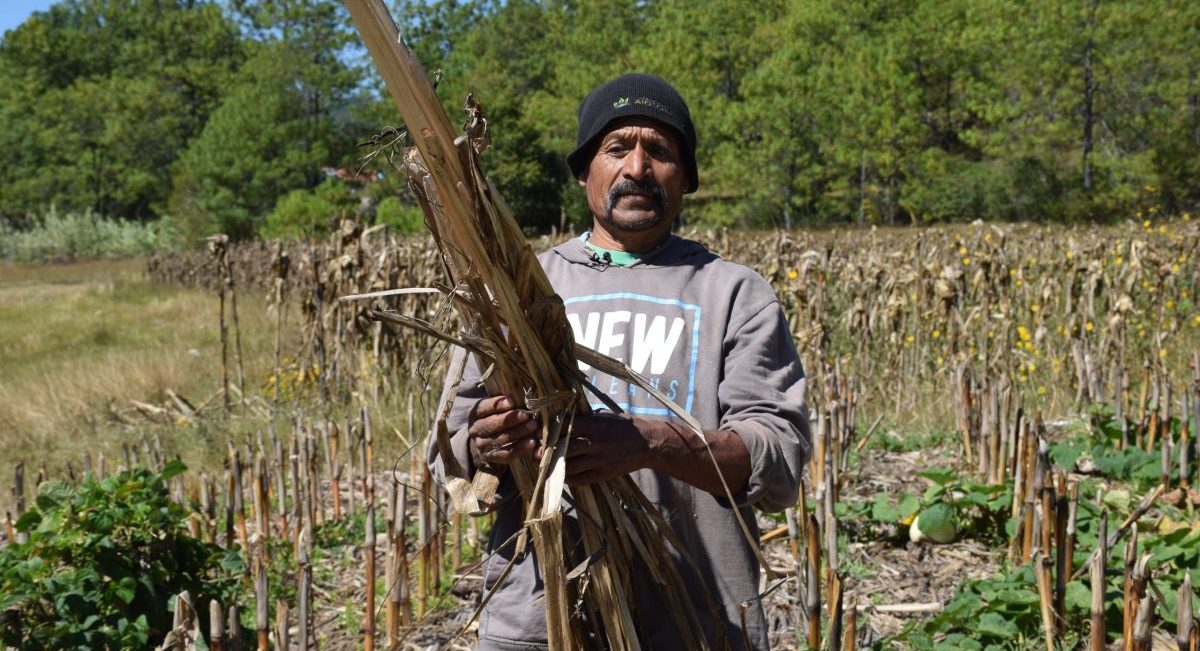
[573,231,703,270]
[582,232,647,267]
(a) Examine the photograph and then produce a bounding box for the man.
[430,73,810,650]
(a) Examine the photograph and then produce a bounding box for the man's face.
[579,117,686,239]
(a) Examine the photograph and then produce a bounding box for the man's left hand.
[563,413,655,486]
[561,412,752,496]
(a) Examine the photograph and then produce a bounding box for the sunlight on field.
[0,259,285,489]
[7,223,1200,648]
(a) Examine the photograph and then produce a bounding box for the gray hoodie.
[430,234,811,650]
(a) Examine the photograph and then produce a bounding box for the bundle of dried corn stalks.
[341,1,740,648]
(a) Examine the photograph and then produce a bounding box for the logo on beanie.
[612,97,630,109]
[633,96,674,116]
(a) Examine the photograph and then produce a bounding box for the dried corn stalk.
[341,0,736,647]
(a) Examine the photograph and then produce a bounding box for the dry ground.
[354,436,1009,650]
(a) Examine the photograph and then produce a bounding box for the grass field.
[0,259,289,492]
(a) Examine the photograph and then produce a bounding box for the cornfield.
[6,0,1200,646]
[18,215,1163,649]
[147,217,1200,429]
[10,29,1200,642]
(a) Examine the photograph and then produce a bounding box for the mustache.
[605,179,667,214]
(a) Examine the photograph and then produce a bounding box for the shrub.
[0,463,241,649]
[374,196,426,235]
[261,178,358,239]
[0,207,178,263]
[261,188,337,239]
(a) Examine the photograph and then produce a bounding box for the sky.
[0,0,58,38]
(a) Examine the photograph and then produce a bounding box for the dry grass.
[0,259,289,495]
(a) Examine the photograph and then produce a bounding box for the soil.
[337,443,1009,650]
[759,446,1005,649]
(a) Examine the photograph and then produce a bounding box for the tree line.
[1,0,1196,240]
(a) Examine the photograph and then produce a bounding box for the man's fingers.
[564,441,606,475]
[472,409,536,438]
[468,401,540,468]
[565,436,592,458]
[479,435,539,465]
[565,466,606,486]
[469,395,517,421]
[485,425,539,450]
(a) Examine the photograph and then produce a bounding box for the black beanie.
[566,73,699,193]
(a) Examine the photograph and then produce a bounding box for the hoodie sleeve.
[717,299,811,513]
[426,346,486,484]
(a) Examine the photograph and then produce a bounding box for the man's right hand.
[468,395,540,470]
